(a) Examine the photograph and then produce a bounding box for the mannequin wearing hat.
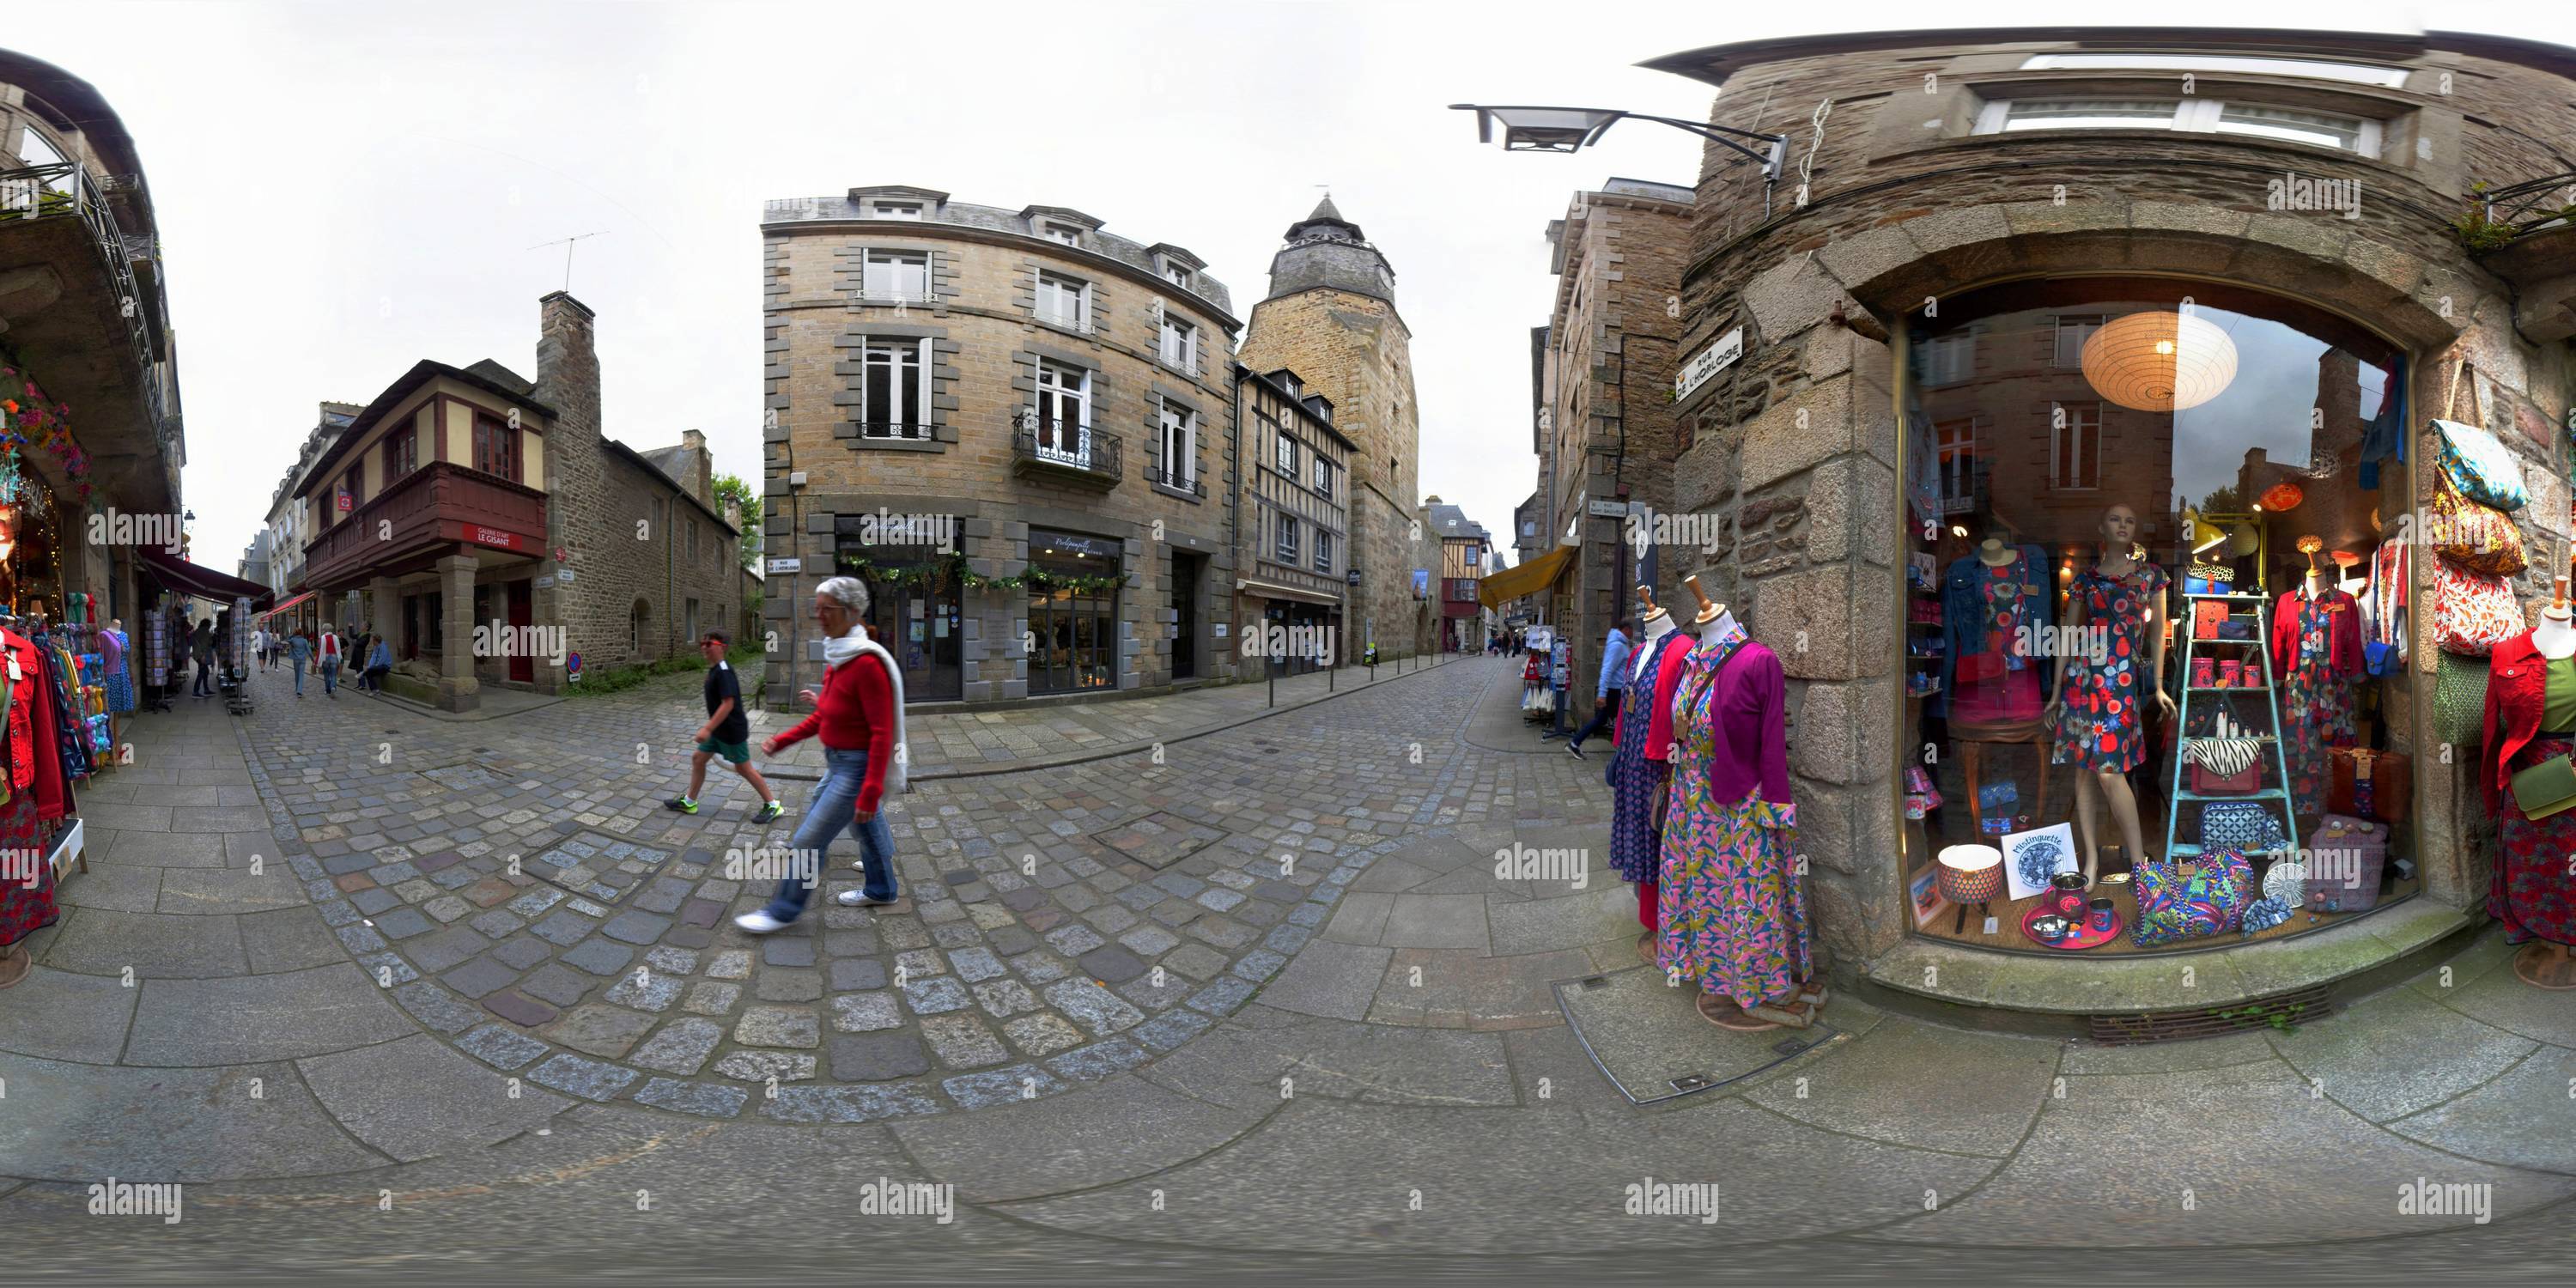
[2045,503,2172,879]
[1606,585,1694,956]
[1656,576,1820,1030]
[1945,518,2057,845]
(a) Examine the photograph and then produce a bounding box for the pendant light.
[2081,310,2239,411]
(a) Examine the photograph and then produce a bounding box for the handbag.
[2434,416,2528,512]
[2185,736,2263,794]
[2215,620,2254,641]
[2431,651,2490,749]
[2326,747,2412,823]
[2201,800,2287,853]
[2428,474,2528,576]
[2431,561,2521,656]
[2509,754,2576,822]
[2133,848,2255,946]
[2193,601,2230,640]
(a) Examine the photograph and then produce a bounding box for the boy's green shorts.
[696,737,751,765]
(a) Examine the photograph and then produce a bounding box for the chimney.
[681,428,712,505]
[534,291,599,447]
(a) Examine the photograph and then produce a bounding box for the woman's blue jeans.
[762,747,897,921]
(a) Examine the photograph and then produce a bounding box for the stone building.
[1233,363,1353,675]
[1537,179,1695,704]
[758,186,1242,708]
[1236,197,1433,660]
[291,292,738,710]
[1425,498,1491,652]
[0,48,187,623]
[261,401,361,619]
[1638,27,2576,1028]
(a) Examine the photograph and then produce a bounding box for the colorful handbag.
[2431,651,2490,749]
[2326,747,2412,823]
[2434,416,2528,512]
[2302,815,2389,912]
[2201,800,2287,853]
[2133,848,2255,946]
[2428,475,2528,576]
[2431,561,2521,656]
[2193,601,2230,640]
[2215,620,2254,641]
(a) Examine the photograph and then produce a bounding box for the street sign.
[1346,568,1361,586]
[556,568,577,585]
[534,574,556,590]
[1587,500,1627,519]
[1674,327,1745,402]
[767,557,802,574]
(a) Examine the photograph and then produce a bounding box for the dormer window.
[872,202,923,220]
[1163,262,1191,288]
[1042,222,1082,247]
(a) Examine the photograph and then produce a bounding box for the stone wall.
[1657,33,2576,972]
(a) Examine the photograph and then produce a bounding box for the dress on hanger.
[1606,629,1693,887]
[1656,621,1810,1009]
[102,628,133,714]
[1944,545,2052,736]
[2481,633,2576,946]
[2272,586,2361,817]
[2050,558,2169,773]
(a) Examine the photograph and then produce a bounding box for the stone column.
[368,575,399,647]
[436,554,480,712]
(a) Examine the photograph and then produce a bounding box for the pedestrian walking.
[735,576,907,935]
[190,619,216,697]
[665,631,786,822]
[1565,619,1633,760]
[318,626,343,697]
[250,625,267,673]
[288,627,312,697]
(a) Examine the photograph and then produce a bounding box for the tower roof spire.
[1309,191,1344,222]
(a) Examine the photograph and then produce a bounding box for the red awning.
[261,591,316,619]
[138,546,276,611]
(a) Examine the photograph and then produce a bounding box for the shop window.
[1026,529,1119,695]
[1974,98,2379,155]
[1899,276,2409,957]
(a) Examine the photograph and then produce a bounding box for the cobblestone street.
[1,658,2569,1278]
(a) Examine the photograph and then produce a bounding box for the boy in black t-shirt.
[665,631,785,821]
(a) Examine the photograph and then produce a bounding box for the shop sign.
[1674,327,1745,402]
[1586,499,1627,519]
[457,523,526,552]
[1346,568,1361,586]
[1035,531,1121,559]
[767,557,802,574]
[1212,623,1227,638]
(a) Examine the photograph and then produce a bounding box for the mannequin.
[1657,576,1822,1031]
[2046,503,2172,880]
[2272,536,2362,819]
[2486,567,2576,989]
[1607,585,1694,959]
[1949,523,2056,842]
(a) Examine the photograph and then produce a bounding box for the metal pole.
[1268,665,1275,708]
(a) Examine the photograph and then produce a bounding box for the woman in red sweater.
[736,576,904,933]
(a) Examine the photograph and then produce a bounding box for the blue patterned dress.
[1606,629,1691,884]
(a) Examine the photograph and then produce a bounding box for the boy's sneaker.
[733,910,790,934]
[755,799,784,823]
[664,796,698,814]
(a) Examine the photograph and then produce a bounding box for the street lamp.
[1449,103,1790,218]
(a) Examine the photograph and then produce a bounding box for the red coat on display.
[2482,631,2550,816]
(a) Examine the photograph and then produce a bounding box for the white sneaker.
[733,910,792,934]
[835,890,896,908]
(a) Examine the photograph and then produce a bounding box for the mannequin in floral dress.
[2271,555,2361,818]
[2045,504,2173,879]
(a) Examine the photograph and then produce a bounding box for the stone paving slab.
[1738,1014,2058,1157]
[890,1072,1267,1202]
[0,1054,389,1182]
[40,907,248,978]
[0,966,137,1064]
[123,963,416,1066]
[297,1033,574,1161]
[2264,987,2539,1122]
[2385,1044,2576,1176]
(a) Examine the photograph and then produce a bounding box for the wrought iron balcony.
[1011,419,1121,489]
[853,420,937,443]
[0,161,167,434]
[1145,463,1206,497]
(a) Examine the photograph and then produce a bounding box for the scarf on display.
[1680,620,1751,714]
[824,621,911,796]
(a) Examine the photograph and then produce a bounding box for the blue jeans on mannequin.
[762,747,897,922]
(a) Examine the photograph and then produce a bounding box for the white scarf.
[823,621,908,794]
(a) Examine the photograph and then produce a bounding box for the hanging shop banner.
[1674,327,1745,402]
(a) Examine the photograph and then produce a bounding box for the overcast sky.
[9,0,2563,574]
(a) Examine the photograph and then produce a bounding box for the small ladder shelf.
[2162,592,2300,866]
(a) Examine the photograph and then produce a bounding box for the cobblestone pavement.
[3,658,2570,1279]
[197,652,1549,1121]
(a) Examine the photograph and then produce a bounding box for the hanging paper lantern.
[2260,482,2306,511]
[2081,311,2240,411]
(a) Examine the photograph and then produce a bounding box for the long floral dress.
[2494,737,2576,946]
[2051,560,2169,773]
[1606,629,1691,884]
[2279,594,2358,818]
[1656,624,1810,1009]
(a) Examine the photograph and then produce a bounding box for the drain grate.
[2087,983,2334,1044]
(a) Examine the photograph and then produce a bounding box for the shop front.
[1026,528,1122,695]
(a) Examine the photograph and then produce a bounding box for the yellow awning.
[1479,544,1575,609]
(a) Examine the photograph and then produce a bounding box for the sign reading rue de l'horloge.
[1674,327,1745,403]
